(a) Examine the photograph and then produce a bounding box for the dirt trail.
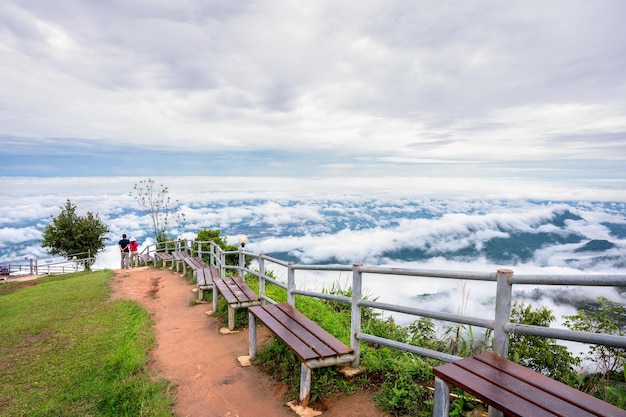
[110,267,388,417]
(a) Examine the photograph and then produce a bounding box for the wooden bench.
[433,351,626,417]
[171,252,214,301]
[212,276,261,330]
[194,267,213,301]
[137,252,154,266]
[154,251,173,268]
[248,302,356,407]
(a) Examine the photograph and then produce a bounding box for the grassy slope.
[0,271,175,417]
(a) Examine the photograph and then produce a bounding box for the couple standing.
[118,234,139,269]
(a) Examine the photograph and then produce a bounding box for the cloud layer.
[1,1,625,177]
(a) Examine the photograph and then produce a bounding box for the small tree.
[41,199,109,269]
[194,229,243,267]
[130,178,185,242]
[509,301,580,386]
[564,296,626,393]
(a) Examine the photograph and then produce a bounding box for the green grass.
[0,271,175,417]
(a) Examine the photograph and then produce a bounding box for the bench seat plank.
[473,353,625,417]
[197,268,211,286]
[249,305,319,361]
[276,303,353,356]
[456,359,596,417]
[433,352,626,417]
[436,364,560,417]
[212,276,261,330]
[258,305,337,359]
[233,277,260,301]
[221,278,249,304]
[154,252,172,260]
[190,257,208,269]
[214,277,260,305]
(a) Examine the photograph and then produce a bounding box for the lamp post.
[237,235,248,279]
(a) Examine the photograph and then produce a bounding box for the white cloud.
[0,1,625,178]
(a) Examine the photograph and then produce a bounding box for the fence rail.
[144,239,626,367]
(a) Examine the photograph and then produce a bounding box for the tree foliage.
[41,199,109,268]
[130,179,184,242]
[564,297,626,378]
[509,301,580,385]
[194,229,244,267]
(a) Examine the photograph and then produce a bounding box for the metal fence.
[146,239,626,366]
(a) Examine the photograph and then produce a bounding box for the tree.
[130,178,185,242]
[194,229,246,267]
[509,301,580,386]
[41,199,109,269]
[564,297,626,380]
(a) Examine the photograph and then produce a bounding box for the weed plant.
[0,271,174,417]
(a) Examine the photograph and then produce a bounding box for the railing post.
[490,268,513,417]
[351,263,362,367]
[287,262,295,306]
[239,248,245,278]
[493,268,514,358]
[209,241,215,268]
[220,250,226,278]
[259,254,266,303]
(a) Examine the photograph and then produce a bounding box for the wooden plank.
[193,257,209,268]
[276,303,353,356]
[249,305,319,361]
[457,358,597,417]
[434,363,561,417]
[214,278,238,304]
[474,353,626,417]
[232,277,260,301]
[197,269,212,286]
[196,269,206,285]
[263,304,336,358]
[223,278,249,303]
[209,267,220,280]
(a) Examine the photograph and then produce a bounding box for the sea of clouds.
[2,175,624,370]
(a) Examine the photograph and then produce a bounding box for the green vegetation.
[0,271,174,417]
[242,271,625,416]
[509,301,581,386]
[194,229,242,267]
[41,199,109,268]
[4,261,622,417]
[564,296,626,399]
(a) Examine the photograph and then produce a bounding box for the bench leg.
[197,287,203,301]
[228,306,235,330]
[299,362,311,407]
[433,377,450,417]
[212,288,218,313]
[488,407,503,417]
[249,312,257,358]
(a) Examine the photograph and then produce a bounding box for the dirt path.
[110,267,389,417]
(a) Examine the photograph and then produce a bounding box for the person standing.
[129,237,139,268]
[119,234,130,269]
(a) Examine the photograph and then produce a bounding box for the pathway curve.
[110,267,388,417]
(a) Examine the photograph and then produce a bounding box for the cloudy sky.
[1,1,625,178]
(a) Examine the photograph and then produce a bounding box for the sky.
[0,1,625,178]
